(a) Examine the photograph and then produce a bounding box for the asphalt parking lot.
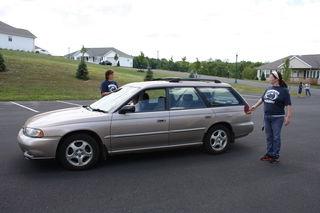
[0,96,320,213]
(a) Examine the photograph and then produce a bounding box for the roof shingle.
[0,21,36,39]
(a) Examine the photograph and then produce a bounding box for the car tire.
[57,133,100,170]
[203,125,231,154]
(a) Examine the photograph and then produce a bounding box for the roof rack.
[153,77,222,83]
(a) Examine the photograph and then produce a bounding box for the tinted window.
[198,87,240,107]
[169,87,206,110]
[127,88,166,112]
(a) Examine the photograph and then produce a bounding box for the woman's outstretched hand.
[248,106,256,114]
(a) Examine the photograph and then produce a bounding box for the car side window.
[127,88,166,113]
[198,87,240,107]
[169,87,206,110]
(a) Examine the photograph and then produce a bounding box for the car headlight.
[23,127,44,138]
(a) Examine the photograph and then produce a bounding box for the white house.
[257,55,320,85]
[65,47,134,68]
[0,21,36,52]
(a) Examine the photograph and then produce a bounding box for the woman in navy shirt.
[101,69,119,97]
[249,71,293,163]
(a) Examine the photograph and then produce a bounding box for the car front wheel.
[57,133,100,170]
[203,125,231,154]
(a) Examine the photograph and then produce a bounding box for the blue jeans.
[264,115,284,158]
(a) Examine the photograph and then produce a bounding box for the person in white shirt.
[305,83,311,96]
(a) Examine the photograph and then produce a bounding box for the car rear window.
[198,87,241,107]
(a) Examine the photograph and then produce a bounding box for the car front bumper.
[17,129,60,159]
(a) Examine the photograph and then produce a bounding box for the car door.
[110,88,169,151]
[168,87,214,146]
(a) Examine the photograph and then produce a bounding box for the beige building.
[257,55,320,85]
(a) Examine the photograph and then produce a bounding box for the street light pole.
[235,53,238,83]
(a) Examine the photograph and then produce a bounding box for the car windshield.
[89,86,140,112]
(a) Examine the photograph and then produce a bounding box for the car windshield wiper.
[83,105,107,113]
[91,108,108,113]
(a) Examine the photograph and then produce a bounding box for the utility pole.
[235,53,238,83]
[157,50,159,60]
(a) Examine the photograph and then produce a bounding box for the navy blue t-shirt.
[100,80,118,93]
[261,86,291,115]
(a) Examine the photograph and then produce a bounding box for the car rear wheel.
[203,125,231,154]
[57,134,100,170]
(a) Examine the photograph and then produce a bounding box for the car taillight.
[244,104,250,114]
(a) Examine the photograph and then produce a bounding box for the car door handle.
[204,115,212,119]
[157,119,166,123]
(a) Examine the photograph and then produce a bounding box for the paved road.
[0,97,320,213]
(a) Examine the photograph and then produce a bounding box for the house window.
[317,71,320,79]
[8,36,12,42]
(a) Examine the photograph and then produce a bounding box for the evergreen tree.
[117,61,120,66]
[282,58,291,81]
[144,65,153,81]
[0,52,6,72]
[76,59,89,80]
[114,54,119,62]
[76,46,89,80]
[260,72,266,81]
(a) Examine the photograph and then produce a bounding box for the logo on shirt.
[108,84,117,92]
[264,89,279,104]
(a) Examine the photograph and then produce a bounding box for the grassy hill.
[0,50,173,101]
[0,50,266,101]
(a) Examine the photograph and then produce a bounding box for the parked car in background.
[99,60,112,66]
[18,78,254,170]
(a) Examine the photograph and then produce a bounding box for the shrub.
[0,52,6,72]
[260,72,266,81]
[189,71,195,78]
[144,67,153,81]
[117,61,120,67]
[76,59,89,80]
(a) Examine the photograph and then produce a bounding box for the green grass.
[0,49,269,101]
[231,83,265,95]
[0,50,172,101]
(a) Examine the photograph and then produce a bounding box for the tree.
[76,60,89,80]
[133,52,148,69]
[76,46,89,80]
[0,52,6,72]
[80,45,87,60]
[144,65,153,81]
[242,66,257,80]
[194,58,201,72]
[114,54,119,62]
[282,58,291,81]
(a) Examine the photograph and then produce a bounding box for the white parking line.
[56,100,82,107]
[10,101,39,113]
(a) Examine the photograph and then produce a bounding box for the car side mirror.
[119,105,135,114]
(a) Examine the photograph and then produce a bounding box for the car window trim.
[115,87,169,114]
[196,87,245,108]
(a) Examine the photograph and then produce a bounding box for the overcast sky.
[1,0,320,62]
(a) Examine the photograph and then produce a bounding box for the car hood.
[25,107,110,128]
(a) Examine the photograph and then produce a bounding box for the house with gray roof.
[65,47,133,67]
[0,21,36,52]
[257,54,320,85]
